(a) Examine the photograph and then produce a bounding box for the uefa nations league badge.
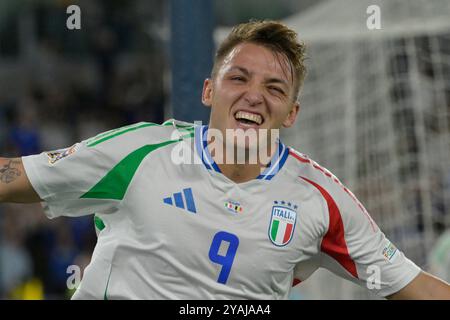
[268,201,298,247]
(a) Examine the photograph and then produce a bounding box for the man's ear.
[202,78,213,107]
[282,102,300,128]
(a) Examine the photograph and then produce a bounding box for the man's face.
[202,42,300,149]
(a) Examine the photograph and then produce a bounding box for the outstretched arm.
[0,157,41,203]
[387,271,450,300]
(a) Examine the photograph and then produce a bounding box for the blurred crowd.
[0,0,166,299]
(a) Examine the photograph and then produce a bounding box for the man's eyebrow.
[265,77,288,86]
[227,66,250,76]
[228,66,288,86]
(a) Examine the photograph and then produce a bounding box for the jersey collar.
[194,125,289,180]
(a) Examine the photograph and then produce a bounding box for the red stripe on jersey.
[289,150,310,163]
[292,278,302,286]
[290,150,377,232]
[300,176,359,279]
[343,187,377,232]
[313,164,325,173]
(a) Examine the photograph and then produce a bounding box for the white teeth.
[235,111,262,125]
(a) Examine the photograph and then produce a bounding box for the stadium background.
[0,0,449,299]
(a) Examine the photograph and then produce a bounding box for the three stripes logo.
[163,188,197,214]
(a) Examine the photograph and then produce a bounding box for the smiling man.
[0,20,449,300]
[202,37,301,182]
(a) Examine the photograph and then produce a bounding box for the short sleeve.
[23,140,123,219]
[22,122,170,219]
[301,173,421,297]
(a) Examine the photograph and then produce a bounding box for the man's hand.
[0,157,41,203]
[387,271,450,300]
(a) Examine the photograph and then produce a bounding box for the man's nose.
[244,82,263,106]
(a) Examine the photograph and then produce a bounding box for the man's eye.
[269,86,284,94]
[231,76,245,81]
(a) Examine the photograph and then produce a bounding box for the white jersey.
[22,119,421,299]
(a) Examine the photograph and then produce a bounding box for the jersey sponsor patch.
[47,144,79,165]
[268,201,298,247]
[382,240,398,262]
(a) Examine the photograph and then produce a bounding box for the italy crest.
[268,202,297,247]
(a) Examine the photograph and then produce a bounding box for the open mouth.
[234,111,263,126]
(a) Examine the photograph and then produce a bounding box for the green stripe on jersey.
[94,215,106,231]
[81,140,176,200]
[86,122,158,147]
[81,134,193,200]
[162,119,195,128]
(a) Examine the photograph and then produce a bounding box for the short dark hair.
[212,20,307,101]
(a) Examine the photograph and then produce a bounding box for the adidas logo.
[163,188,197,213]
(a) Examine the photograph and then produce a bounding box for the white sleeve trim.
[379,263,422,297]
[22,154,59,219]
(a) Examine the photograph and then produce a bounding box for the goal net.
[281,0,450,299]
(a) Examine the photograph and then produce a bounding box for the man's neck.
[217,162,265,183]
[211,143,275,184]
[203,126,280,183]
